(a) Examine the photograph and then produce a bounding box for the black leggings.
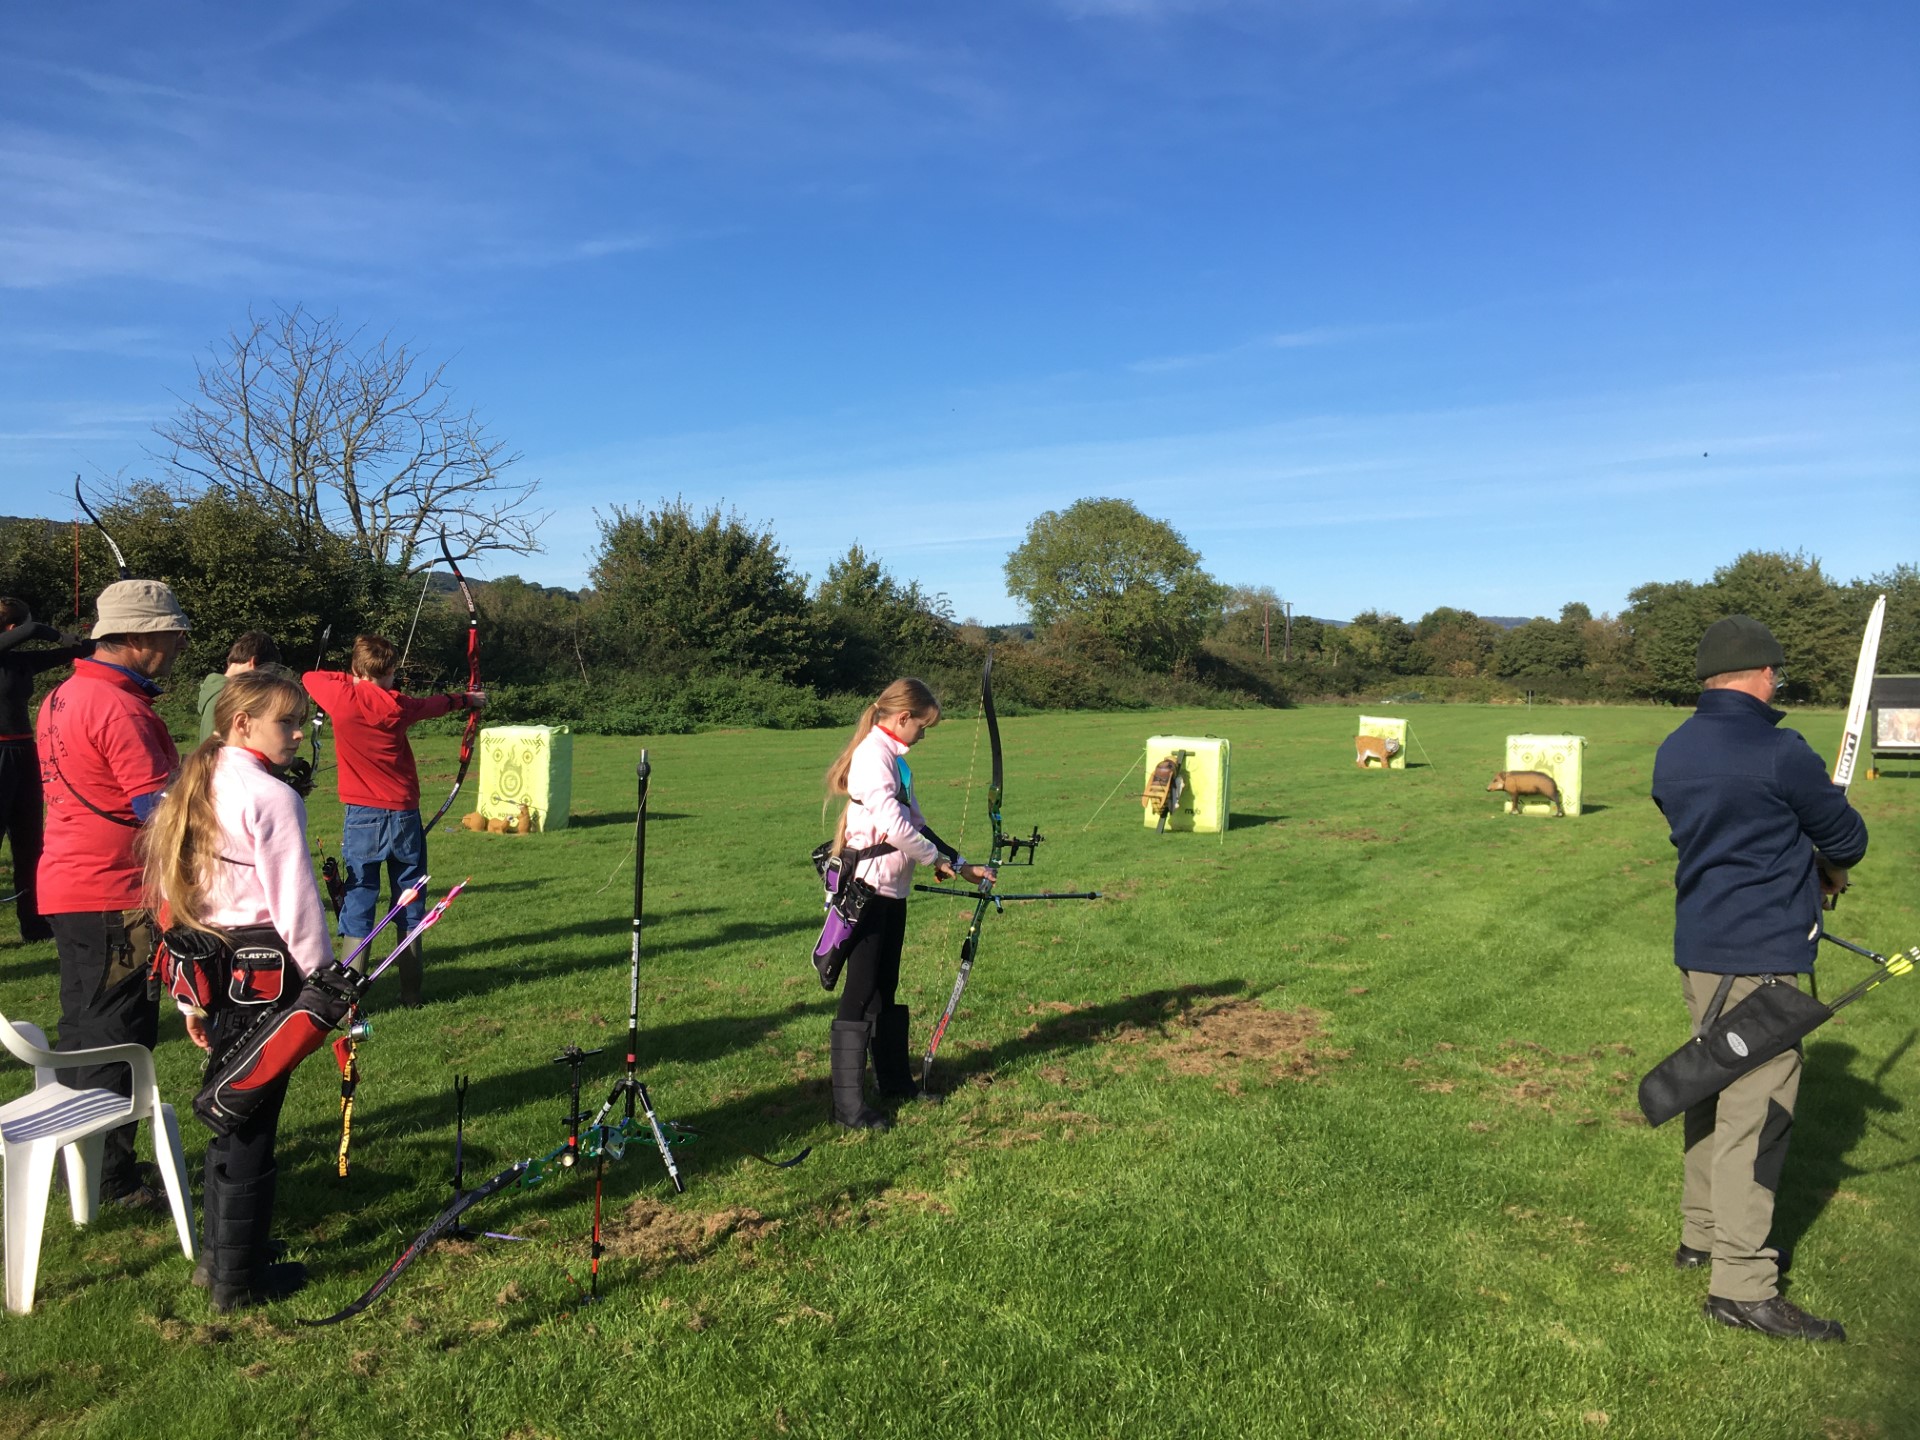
[837,896,907,1023]
[204,1003,291,1183]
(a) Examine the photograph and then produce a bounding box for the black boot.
[206,1164,307,1313]
[830,1020,891,1131]
[193,1156,287,1289]
[872,1004,939,1104]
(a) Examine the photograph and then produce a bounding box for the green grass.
[3,705,1917,1439]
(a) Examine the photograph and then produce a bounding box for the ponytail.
[142,670,310,933]
[822,677,939,852]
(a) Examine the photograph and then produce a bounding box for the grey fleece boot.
[830,1020,891,1131]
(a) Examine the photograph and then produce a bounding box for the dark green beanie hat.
[1696,615,1785,681]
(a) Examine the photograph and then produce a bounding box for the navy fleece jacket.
[1651,688,1868,975]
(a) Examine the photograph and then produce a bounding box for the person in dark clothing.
[1,598,94,943]
[1651,614,1868,1343]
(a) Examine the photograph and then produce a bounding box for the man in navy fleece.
[1651,615,1868,1343]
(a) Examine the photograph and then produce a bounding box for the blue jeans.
[339,804,428,948]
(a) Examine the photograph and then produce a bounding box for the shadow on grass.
[388,910,820,1010]
[1227,813,1285,829]
[0,947,57,983]
[929,978,1249,1091]
[274,1052,876,1308]
[1773,1032,1915,1269]
[278,986,1258,1305]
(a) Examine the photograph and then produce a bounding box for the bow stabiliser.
[421,533,481,836]
[74,476,131,580]
[913,650,1099,1091]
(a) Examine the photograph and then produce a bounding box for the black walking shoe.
[104,1161,169,1214]
[1704,1295,1844,1343]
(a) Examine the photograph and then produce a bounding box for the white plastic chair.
[1,1011,194,1314]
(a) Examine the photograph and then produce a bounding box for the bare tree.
[154,305,546,567]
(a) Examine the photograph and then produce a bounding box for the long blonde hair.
[142,670,310,933]
[822,678,940,852]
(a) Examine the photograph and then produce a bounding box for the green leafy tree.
[1865,564,1920,674]
[1707,551,1857,702]
[1003,498,1223,671]
[1342,610,1415,673]
[589,498,817,679]
[1215,585,1314,658]
[1493,617,1584,678]
[2,482,380,673]
[1578,611,1636,692]
[468,575,588,687]
[1411,607,1499,677]
[812,544,957,693]
[1622,579,1717,701]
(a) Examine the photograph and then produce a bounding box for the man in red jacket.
[304,634,483,1006]
[36,579,191,1209]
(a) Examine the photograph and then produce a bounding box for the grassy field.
[2,703,1917,1440]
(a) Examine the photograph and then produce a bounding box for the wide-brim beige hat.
[93,579,192,637]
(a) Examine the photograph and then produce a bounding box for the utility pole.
[1283,600,1293,663]
[1262,600,1271,659]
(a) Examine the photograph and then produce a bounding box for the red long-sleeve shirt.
[35,658,179,912]
[304,670,459,811]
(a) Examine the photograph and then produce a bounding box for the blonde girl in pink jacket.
[822,678,994,1129]
[143,670,330,1312]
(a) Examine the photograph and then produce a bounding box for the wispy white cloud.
[526,358,1920,619]
[0,325,180,360]
[1129,325,1362,373]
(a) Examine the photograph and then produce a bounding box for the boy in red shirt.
[304,635,483,1006]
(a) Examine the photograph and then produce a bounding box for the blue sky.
[3,1,1914,624]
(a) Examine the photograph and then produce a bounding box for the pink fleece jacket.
[843,725,965,899]
[200,746,334,979]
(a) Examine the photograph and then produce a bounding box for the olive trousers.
[1679,970,1802,1302]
